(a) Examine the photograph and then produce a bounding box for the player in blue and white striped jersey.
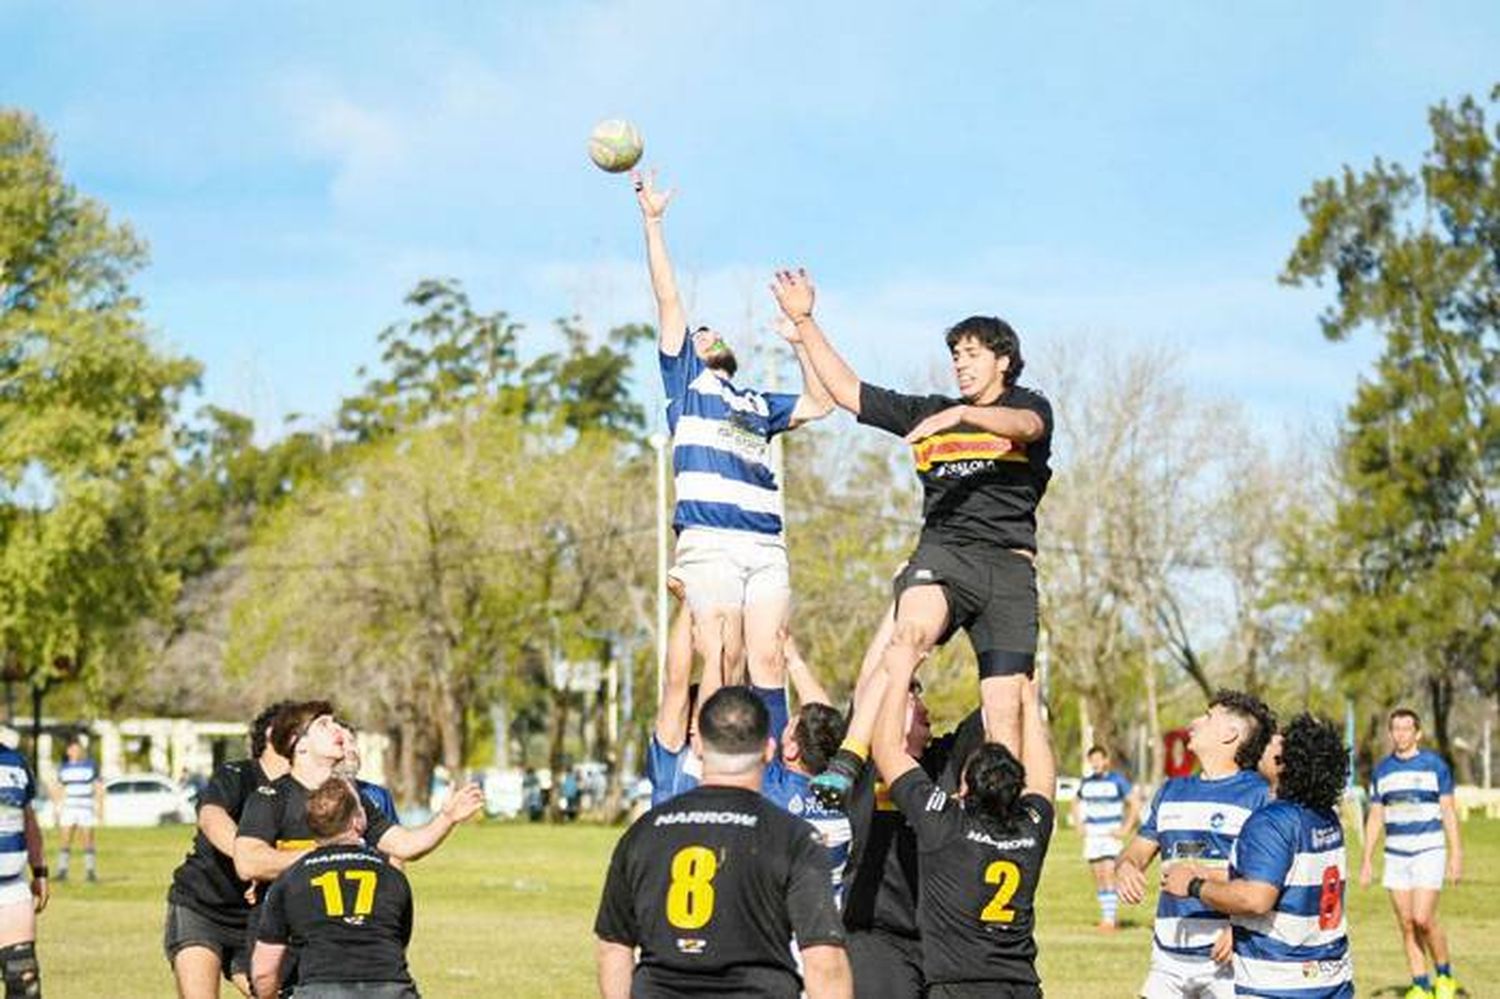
[1359,709,1461,999]
[633,170,834,700]
[1073,745,1138,930]
[1116,691,1275,999]
[54,738,102,883]
[0,736,49,996]
[1163,713,1353,999]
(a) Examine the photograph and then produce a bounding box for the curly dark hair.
[270,699,337,759]
[963,742,1028,831]
[1208,689,1277,773]
[1277,713,1349,813]
[249,700,296,760]
[944,316,1024,386]
[793,703,847,775]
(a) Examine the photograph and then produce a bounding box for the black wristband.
[1187,876,1205,899]
[30,865,47,879]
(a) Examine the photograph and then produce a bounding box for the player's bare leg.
[743,591,790,691]
[172,946,228,999]
[1389,889,1428,981]
[0,896,38,998]
[981,674,1025,756]
[1410,888,1449,971]
[878,585,947,711]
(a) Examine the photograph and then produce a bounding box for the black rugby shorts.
[893,543,1037,678]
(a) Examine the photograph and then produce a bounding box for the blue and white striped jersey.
[1229,801,1353,998]
[59,757,100,814]
[0,747,35,885]
[762,760,852,904]
[1139,769,1270,957]
[1078,770,1132,834]
[660,341,798,538]
[1371,751,1452,857]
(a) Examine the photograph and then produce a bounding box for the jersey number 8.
[980,860,1022,924]
[665,846,718,930]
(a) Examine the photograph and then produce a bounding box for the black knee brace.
[0,941,39,999]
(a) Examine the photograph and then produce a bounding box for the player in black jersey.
[594,686,852,999]
[235,701,482,986]
[165,700,293,998]
[871,653,1056,999]
[771,272,1052,756]
[252,777,418,999]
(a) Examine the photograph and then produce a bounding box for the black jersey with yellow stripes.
[857,382,1052,553]
[594,784,844,999]
[237,774,393,866]
[887,769,1052,987]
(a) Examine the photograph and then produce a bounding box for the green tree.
[0,109,199,704]
[1280,85,1500,760]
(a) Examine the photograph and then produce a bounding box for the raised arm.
[1019,675,1055,803]
[770,269,863,414]
[771,317,835,428]
[871,657,921,788]
[784,634,831,707]
[633,170,687,355]
[375,783,484,861]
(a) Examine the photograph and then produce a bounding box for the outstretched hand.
[770,268,815,322]
[442,783,486,824]
[904,405,967,444]
[631,169,672,220]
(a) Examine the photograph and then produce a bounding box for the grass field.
[40,817,1500,998]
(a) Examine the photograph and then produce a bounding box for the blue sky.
[5,2,1498,440]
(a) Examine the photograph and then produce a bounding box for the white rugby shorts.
[60,804,96,830]
[671,527,789,610]
[1382,849,1445,891]
[1140,945,1234,999]
[1084,833,1122,862]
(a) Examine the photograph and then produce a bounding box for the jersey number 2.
[310,870,378,918]
[980,860,1022,924]
[665,846,718,930]
[1317,865,1342,930]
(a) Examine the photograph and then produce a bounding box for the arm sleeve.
[1436,757,1455,796]
[1229,810,1293,887]
[359,790,395,846]
[764,392,801,436]
[659,333,703,400]
[786,824,845,947]
[236,790,279,845]
[199,762,245,815]
[257,881,291,944]
[1115,774,1133,797]
[593,832,640,945]
[887,768,960,850]
[1020,793,1056,843]
[1008,386,1053,437]
[856,383,948,437]
[399,874,415,948]
[1138,785,1164,841]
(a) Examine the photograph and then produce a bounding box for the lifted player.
[635,170,833,691]
[1163,714,1353,999]
[1360,709,1462,999]
[594,686,852,999]
[252,778,419,999]
[871,652,1056,999]
[770,269,1051,753]
[1115,691,1275,999]
[1073,745,1139,930]
[0,733,47,998]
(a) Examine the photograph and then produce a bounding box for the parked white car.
[100,773,195,827]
